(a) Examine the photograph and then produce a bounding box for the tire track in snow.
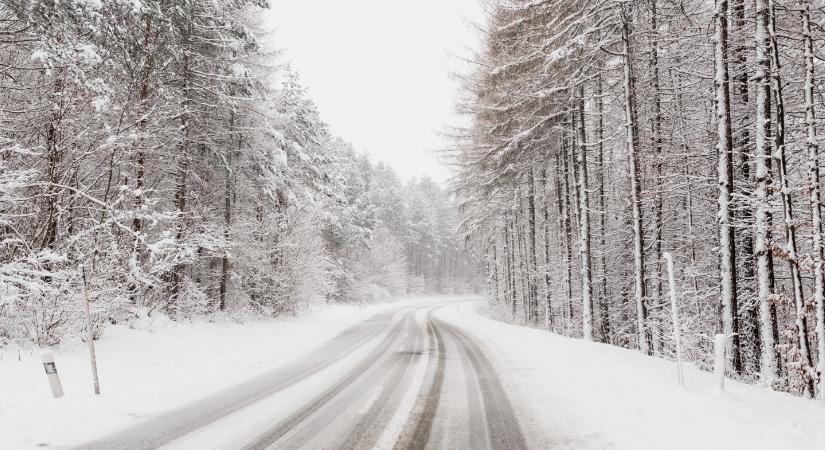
[337,318,424,448]
[77,301,527,450]
[436,318,528,450]
[242,311,419,449]
[78,306,422,450]
[397,311,447,450]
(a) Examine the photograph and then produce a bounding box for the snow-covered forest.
[6,1,825,448]
[449,0,825,399]
[0,0,478,347]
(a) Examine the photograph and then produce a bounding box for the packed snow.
[435,301,825,450]
[4,297,825,449]
[0,301,413,449]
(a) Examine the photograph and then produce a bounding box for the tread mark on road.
[402,312,446,450]
[243,315,413,450]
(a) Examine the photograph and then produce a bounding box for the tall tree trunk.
[560,138,575,325]
[801,0,825,401]
[128,15,153,304]
[502,224,508,310]
[622,4,651,355]
[732,0,761,375]
[528,170,539,324]
[170,43,191,309]
[574,87,594,341]
[42,122,59,251]
[509,215,519,320]
[596,70,611,344]
[219,124,236,311]
[715,0,742,373]
[492,237,500,305]
[516,204,529,322]
[768,0,802,387]
[543,165,554,330]
[649,0,665,355]
[754,0,777,385]
[133,15,153,237]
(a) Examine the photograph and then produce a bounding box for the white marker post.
[41,352,64,398]
[81,266,101,395]
[714,334,727,391]
[663,253,685,388]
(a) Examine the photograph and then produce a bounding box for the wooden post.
[81,266,101,395]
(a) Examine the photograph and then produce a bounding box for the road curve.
[78,301,528,450]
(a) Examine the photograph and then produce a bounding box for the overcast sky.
[265,0,484,183]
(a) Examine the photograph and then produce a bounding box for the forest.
[0,1,478,347]
[5,0,825,406]
[449,0,825,400]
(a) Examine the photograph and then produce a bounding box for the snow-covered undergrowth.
[0,300,411,449]
[436,302,825,450]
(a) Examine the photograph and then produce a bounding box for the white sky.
[266,0,484,183]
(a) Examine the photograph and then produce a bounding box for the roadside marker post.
[714,334,727,391]
[81,266,101,395]
[663,253,685,388]
[41,352,64,398]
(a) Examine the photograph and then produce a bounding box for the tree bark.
[560,137,575,325]
[528,170,539,324]
[574,87,594,341]
[801,0,825,400]
[649,0,665,355]
[622,5,651,355]
[543,166,554,330]
[754,0,777,385]
[596,69,611,344]
[714,0,742,373]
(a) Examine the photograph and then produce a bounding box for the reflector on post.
[41,352,64,398]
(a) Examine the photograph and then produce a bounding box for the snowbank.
[0,301,404,449]
[436,301,825,450]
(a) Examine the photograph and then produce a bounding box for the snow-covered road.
[75,300,527,449]
[5,296,825,449]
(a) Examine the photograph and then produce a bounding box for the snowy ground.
[436,302,825,450]
[4,296,825,449]
[0,298,432,449]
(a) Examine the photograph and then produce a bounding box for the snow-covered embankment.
[0,301,406,449]
[436,302,825,450]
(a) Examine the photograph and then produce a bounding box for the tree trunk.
[560,139,575,325]
[543,166,554,330]
[768,0,804,388]
[649,0,665,355]
[170,43,192,309]
[492,237,500,304]
[528,170,539,324]
[622,5,650,355]
[509,216,518,320]
[754,0,777,385]
[219,126,235,311]
[128,15,153,304]
[715,0,742,373]
[574,87,594,341]
[801,0,825,400]
[596,67,611,344]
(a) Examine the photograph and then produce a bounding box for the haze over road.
[78,300,528,450]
